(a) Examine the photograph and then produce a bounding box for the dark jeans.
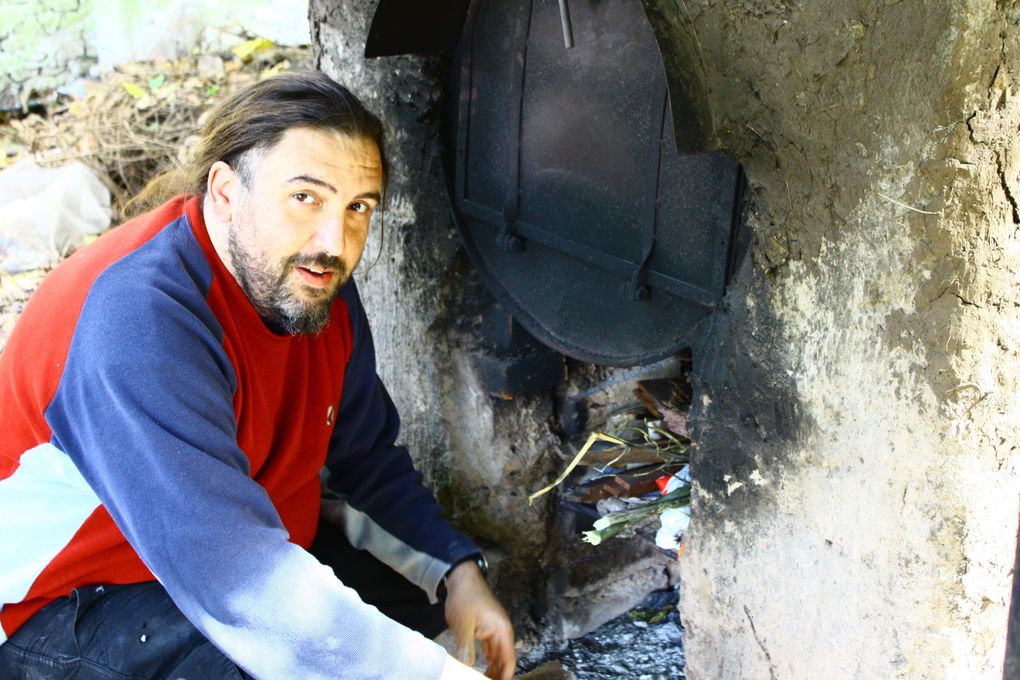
[0,520,446,679]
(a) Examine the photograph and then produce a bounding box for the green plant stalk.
[582,486,692,545]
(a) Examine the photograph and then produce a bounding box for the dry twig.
[0,45,311,222]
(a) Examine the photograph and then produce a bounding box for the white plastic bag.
[0,160,111,273]
[655,506,691,550]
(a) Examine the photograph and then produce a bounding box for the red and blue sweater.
[0,195,479,679]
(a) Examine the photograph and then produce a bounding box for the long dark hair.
[129,71,387,214]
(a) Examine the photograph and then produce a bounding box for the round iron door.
[444,0,741,366]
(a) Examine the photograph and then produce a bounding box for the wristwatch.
[438,553,488,599]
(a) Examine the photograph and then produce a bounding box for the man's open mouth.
[295,265,335,287]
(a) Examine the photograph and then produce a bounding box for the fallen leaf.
[123,83,146,99]
[232,37,274,61]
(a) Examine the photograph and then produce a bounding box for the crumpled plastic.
[0,160,111,273]
[655,506,691,550]
[656,464,692,495]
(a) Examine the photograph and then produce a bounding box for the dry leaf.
[123,83,146,99]
[232,37,274,61]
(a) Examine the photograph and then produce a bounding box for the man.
[0,72,515,679]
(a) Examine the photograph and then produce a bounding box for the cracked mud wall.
[310,0,1019,669]
[682,2,1020,679]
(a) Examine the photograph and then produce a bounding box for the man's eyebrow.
[284,176,381,203]
[284,175,338,194]
[354,190,383,203]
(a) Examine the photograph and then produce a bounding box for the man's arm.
[324,280,515,679]
[324,280,483,599]
[46,265,450,679]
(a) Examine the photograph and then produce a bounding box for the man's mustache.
[286,253,346,275]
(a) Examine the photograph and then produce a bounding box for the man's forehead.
[262,127,382,174]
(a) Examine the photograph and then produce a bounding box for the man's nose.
[312,217,345,257]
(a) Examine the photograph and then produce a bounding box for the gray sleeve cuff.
[321,496,455,604]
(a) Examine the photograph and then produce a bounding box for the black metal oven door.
[443,0,743,366]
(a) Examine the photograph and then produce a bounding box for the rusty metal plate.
[443,0,742,366]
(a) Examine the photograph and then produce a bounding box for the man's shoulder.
[8,197,217,359]
[38,196,203,303]
[86,197,209,295]
[0,197,224,421]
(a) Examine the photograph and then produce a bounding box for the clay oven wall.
[310,2,1020,677]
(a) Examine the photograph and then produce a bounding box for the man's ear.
[206,161,238,224]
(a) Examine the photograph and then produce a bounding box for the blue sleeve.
[45,235,448,680]
[324,279,482,603]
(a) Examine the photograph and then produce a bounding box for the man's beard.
[226,225,348,335]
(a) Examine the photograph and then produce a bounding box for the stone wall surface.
[0,0,309,109]
[682,1,1020,679]
[89,0,310,70]
[0,0,96,108]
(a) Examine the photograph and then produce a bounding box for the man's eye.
[293,192,317,204]
[349,201,371,214]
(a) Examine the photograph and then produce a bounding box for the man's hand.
[443,560,516,680]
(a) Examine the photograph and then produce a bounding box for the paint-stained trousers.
[0,520,447,679]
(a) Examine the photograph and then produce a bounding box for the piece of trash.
[0,160,111,273]
[656,475,682,495]
[655,464,691,495]
[596,497,629,516]
[646,419,664,440]
[148,73,166,90]
[654,506,691,550]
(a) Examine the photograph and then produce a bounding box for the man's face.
[224,127,383,334]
